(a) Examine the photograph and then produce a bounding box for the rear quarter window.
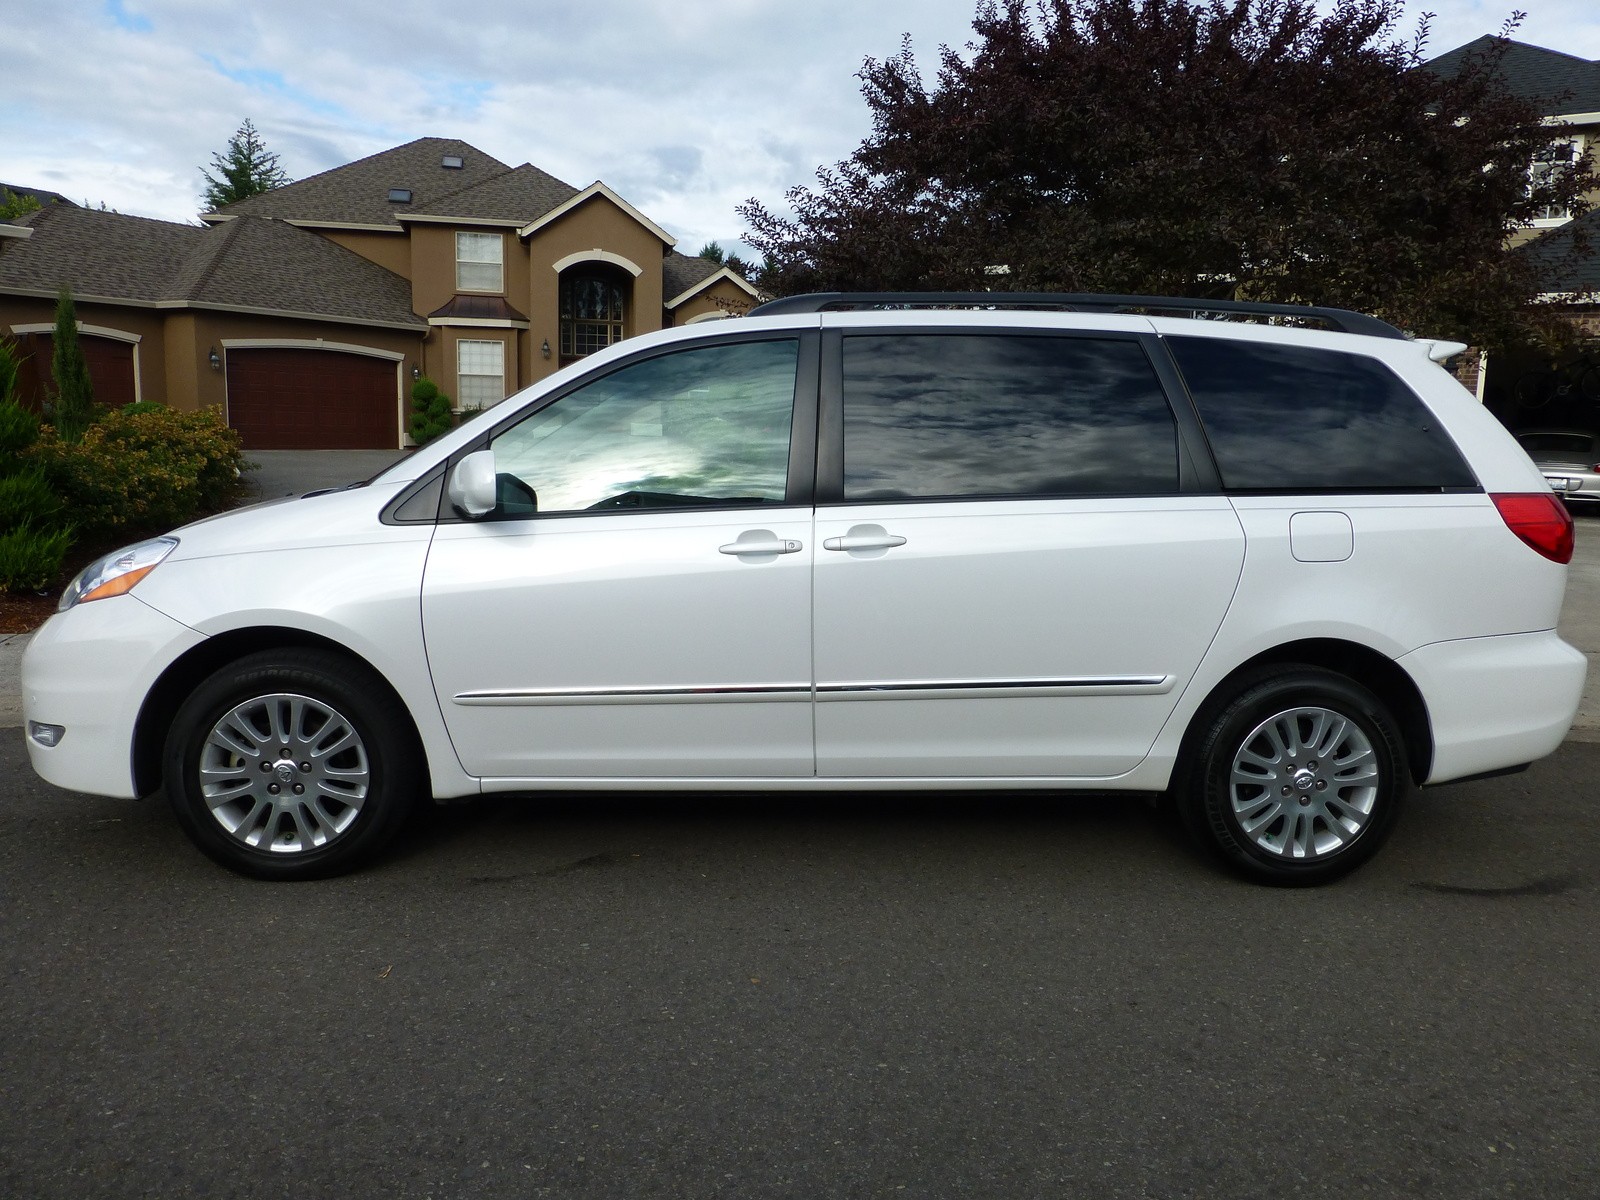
[1167,337,1477,492]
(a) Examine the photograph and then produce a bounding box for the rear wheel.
[1179,667,1407,885]
[163,649,422,879]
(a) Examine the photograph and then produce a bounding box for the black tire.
[1177,666,1407,886]
[163,649,424,880]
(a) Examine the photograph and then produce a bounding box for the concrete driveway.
[242,448,413,501]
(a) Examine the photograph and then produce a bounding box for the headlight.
[58,537,179,611]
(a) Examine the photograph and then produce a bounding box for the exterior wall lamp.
[541,339,551,359]
[412,364,421,380]
[208,347,221,371]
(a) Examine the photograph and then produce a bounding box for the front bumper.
[21,596,204,798]
[1399,629,1586,785]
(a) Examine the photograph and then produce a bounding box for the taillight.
[1492,492,1574,564]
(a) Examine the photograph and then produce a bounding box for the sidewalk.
[6,517,1600,739]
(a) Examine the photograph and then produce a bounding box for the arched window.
[559,264,629,362]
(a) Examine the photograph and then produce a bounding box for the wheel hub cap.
[197,693,371,854]
[1228,706,1380,861]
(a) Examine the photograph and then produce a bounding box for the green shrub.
[0,521,72,593]
[0,397,39,464]
[121,400,168,416]
[0,465,61,533]
[31,405,247,537]
[0,336,22,409]
[408,376,454,445]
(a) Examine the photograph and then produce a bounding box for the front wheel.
[1178,667,1407,885]
[163,649,423,880]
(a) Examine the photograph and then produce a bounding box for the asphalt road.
[2,730,1598,1199]
[3,493,1598,1197]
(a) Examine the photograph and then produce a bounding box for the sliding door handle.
[823,533,907,551]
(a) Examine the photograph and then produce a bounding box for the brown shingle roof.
[0,205,424,329]
[0,203,202,299]
[171,217,423,327]
[662,251,724,302]
[404,162,579,224]
[211,137,511,227]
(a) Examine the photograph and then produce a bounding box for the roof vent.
[387,188,413,203]
[441,155,464,169]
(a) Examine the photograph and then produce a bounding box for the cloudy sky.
[5,1,1600,256]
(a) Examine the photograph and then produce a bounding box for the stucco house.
[0,138,757,448]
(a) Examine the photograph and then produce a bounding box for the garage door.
[226,348,399,449]
[13,332,137,412]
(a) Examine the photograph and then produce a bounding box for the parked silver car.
[1517,430,1600,506]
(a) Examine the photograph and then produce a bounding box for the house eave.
[284,219,408,234]
[426,316,530,329]
[518,182,677,246]
[399,214,526,229]
[0,224,34,241]
[0,284,427,332]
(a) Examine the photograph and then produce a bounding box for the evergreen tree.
[49,288,95,443]
[201,118,291,210]
[698,241,726,264]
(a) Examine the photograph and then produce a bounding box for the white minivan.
[21,293,1587,884]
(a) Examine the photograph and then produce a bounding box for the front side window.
[489,338,798,515]
[456,231,503,292]
[560,267,627,360]
[1168,337,1477,492]
[457,339,506,409]
[841,334,1178,501]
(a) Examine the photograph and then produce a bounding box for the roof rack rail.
[745,291,1407,340]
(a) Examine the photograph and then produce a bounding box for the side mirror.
[447,449,498,518]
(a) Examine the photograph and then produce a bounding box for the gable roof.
[662,252,758,308]
[402,162,579,226]
[1425,37,1600,117]
[207,137,510,229]
[0,204,424,329]
[518,181,676,246]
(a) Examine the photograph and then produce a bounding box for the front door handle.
[719,532,803,556]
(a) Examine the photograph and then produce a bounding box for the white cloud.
[3,0,1597,253]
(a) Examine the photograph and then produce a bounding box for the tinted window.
[490,339,797,515]
[1168,338,1476,492]
[841,334,1178,500]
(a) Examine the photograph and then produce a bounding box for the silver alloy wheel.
[197,692,371,854]
[1228,705,1380,861]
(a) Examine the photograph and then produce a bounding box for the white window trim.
[551,249,644,278]
[1527,133,1587,226]
[456,338,508,411]
[456,231,505,294]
